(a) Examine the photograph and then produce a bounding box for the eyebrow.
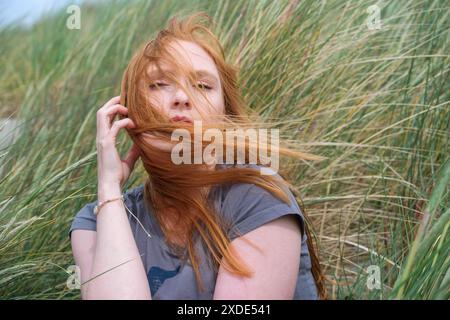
[148,68,219,86]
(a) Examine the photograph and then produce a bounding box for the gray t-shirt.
[68,167,318,300]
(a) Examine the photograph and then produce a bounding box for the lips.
[171,115,193,124]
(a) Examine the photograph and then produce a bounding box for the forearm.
[85,183,151,299]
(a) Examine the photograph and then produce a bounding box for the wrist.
[98,182,122,201]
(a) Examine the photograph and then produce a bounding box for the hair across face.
[145,40,225,124]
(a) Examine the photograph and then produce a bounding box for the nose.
[172,85,191,110]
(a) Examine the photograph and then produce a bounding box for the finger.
[102,96,121,110]
[97,105,129,134]
[105,104,128,114]
[123,143,141,170]
[97,97,121,128]
[105,104,129,126]
[109,118,136,139]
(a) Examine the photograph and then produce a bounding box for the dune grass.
[0,0,448,299]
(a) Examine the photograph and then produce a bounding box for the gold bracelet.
[94,194,124,215]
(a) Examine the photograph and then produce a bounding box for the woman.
[69,12,327,300]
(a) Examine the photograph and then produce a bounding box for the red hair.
[119,12,327,299]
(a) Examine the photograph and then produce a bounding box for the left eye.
[194,83,212,90]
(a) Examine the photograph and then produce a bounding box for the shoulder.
[217,164,306,240]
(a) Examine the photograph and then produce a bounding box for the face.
[145,39,225,124]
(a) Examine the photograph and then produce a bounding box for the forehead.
[147,40,220,79]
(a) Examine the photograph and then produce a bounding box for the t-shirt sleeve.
[68,199,98,239]
[68,188,137,240]
[222,180,306,241]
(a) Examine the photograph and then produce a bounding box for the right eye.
[149,82,168,90]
